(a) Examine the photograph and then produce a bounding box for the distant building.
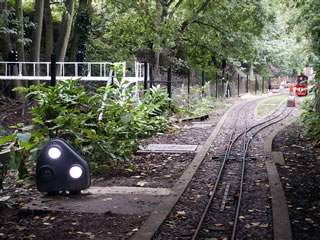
[306,67,313,75]
[305,67,315,80]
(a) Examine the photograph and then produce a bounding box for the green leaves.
[1,71,177,178]
[17,133,31,143]
[121,114,132,125]
[300,94,320,145]
[0,135,15,145]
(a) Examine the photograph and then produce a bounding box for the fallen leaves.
[0,196,10,201]
[102,198,112,202]
[136,181,148,187]
[76,231,95,239]
[177,211,186,215]
[244,222,269,228]
[215,223,224,227]
[305,218,314,224]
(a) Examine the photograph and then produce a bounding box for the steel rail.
[192,101,291,240]
[231,108,293,240]
[231,103,287,144]
[191,102,250,240]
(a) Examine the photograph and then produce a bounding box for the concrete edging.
[264,121,293,240]
[131,100,249,240]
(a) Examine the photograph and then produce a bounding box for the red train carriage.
[295,74,308,96]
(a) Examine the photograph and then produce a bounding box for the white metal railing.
[0,61,148,85]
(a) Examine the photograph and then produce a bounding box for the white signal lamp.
[36,138,90,194]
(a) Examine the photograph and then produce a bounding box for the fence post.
[8,50,18,76]
[149,64,153,89]
[76,51,84,76]
[246,74,249,93]
[262,76,264,94]
[144,62,148,93]
[268,77,271,90]
[188,69,190,96]
[202,71,205,96]
[51,54,56,86]
[167,66,172,98]
[221,59,226,98]
[255,76,257,95]
[238,74,240,97]
[222,74,225,98]
[225,73,229,98]
[216,72,218,98]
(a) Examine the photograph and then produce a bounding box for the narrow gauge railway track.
[192,102,292,240]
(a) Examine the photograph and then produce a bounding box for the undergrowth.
[0,66,178,180]
[300,94,320,146]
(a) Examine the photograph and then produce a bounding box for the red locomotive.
[295,74,308,96]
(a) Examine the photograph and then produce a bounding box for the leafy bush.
[174,83,215,117]
[0,73,177,179]
[300,94,320,145]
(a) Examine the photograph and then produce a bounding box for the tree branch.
[167,0,175,7]
[179,0,213,33]
[193,20,227,37]
[168,0,184,18]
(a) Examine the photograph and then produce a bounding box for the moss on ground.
[257,95,288,116]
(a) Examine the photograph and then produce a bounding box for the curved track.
[192,101,292,240]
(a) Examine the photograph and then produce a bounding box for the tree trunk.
[44,0,53,62]
[31,0,44,84]
[55,0,74,75]
[0,1,14,97]
[69,0,92,61]
[153,0,162,77]
[190,69,195,86]
[0,1,12,62]
[13,0,23,99]
[15,0,27,79]
[249,64,254,78]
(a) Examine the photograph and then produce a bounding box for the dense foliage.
[291,0,320,143]
[300,93,320,146]
[0,0,315,77]
[0,74,178,178]
[1,0,320,180]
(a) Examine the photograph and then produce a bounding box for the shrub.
[0,72,177,179]
[300,94,320,145]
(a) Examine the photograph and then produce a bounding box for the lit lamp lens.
[48,147,61,159]
[69,166,83,179]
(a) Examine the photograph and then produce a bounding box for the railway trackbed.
[191,102,292,239]
[134,96,296,240]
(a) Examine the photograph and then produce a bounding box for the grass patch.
[257,95,288,116]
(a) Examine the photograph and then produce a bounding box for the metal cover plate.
[191,124,213,129]
[141,144,198,153]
